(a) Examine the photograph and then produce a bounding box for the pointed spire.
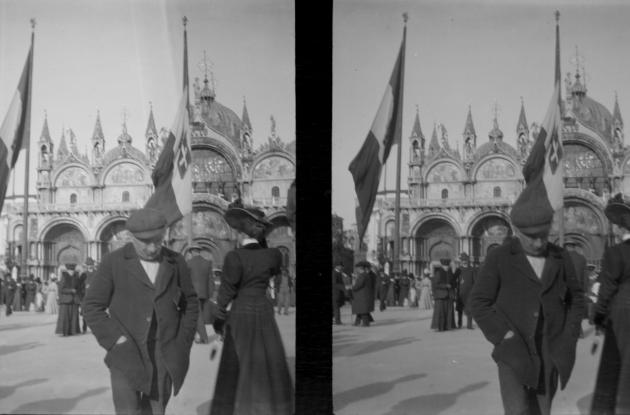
[145,102,158,138]
[428,123,440,156]
[489,103,504,142]
[516,97,528,133]
[613,92,623,127]
[463,105,476,137]
[57,127,69,158]
[92,110,105,141]
[242,96,252,132]
[39,110,51,142]
[410,105,424,140]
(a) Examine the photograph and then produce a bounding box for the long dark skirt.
[431,299,455,331]
[55,303,80,336]
[210,295,293,415]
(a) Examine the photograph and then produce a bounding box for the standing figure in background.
[351,261,375,327]
[56,265,81,336]
[187,245,214,344]
[457,253,477,330]
[35,277,44,312]
[408,273,418,308]
[431,259,455,332]
[592,194,630,414]
[210,203,293,414]
[379,270,389,311]
[333,262,346,325]
[276,267,293,316]
[12,276,23,312]
[399,270,410,307]
[418,269,433,310]
[24,275,37,312]
[44,276,58,315]
[452,259,465,328]
[4,276,16,316]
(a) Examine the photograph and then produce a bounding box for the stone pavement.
[334,305,602,415]
[0,307,295,415]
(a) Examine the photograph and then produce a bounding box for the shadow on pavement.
[9,387,109,415]
[0,321,56,332]
[334,337,419,357]
[382,381,490,415]
[0,379,48,400]
[0,342,44,357]
[334,373,427,412]
[374,316,432,326]
[576,392,593,415]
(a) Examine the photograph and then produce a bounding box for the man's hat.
[510,178,554,235]
[440,258,451,266]
[126,208,167,239]
[85,257,95,266]
[605,193,630,230]
[224,199,272,236]
[187,244,203,254]
[459,252,469,261]
[355,261,371,269]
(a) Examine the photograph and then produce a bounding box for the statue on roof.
[464,137,474,161]
[517,132,528,159]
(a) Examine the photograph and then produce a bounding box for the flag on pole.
[518,12,563,218]
[0,34,34,213]
[144,86,193,225]
[348,29,405,242]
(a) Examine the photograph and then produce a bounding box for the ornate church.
[362,69,624,275]
[1,69,295,280]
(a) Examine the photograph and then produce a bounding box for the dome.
[102,144,149,166]
[474,140,520,162]
[202,100,244,146]
[573,96,613,141]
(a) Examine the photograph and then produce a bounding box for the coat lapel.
[154,251,177,300]
[541,249,563,295]
[123,243,154,290]
[509,238,541,285]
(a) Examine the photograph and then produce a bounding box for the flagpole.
[393,13,407,276]
[183,16,193,251]
[21,19,35,279]
[555,10,565,248]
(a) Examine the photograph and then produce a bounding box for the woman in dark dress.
[55,265,81,336]
[210,202,293,415]
[430,259,456,332]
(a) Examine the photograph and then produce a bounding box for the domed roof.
[573,95,613,141]
[474,139,520,162]
[102,143,148,166]
[202,100,244,147]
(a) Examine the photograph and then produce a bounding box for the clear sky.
[333,0,630,227]
[0,0,294,198]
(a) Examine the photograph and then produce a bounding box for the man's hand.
[213,318,225,336]
[503,330,514,340]
[115,335,128,346]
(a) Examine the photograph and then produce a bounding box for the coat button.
[146,317,151,322]
[533,312,539,318]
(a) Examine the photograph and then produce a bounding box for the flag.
[520,13,563,213]
[349,27,405,242]
[144,86,193,225]
[0,34,34,213]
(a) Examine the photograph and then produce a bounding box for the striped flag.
[0,35,34,213]
[349,27,405,242]
[520,13,563,214]
[144,86,193,225]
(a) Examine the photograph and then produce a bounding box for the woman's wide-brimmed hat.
[605,193,630,230]
[224,199,272,235]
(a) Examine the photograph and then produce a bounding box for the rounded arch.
[94,215,130,241]
[192,141,243,180]
[41,220,88,269]
[38,217,90,242]
[471,155,520,181]
[411,216,460,271]
[563,132,614,174]
[466,210,512,236]
[51,163,96,188]
[251,152,296,181]
[411,212,463,237]
[182,237,221,263]
[468,213,512,263]
[423,159,465,183]
[99,159,151,187]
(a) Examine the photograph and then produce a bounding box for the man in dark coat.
[591,194,630,414]
[457,253,476,329]
[186,245,213,344]
[431,259,455,332]
[378,270,389,311]
[332,263,346,325]
[4,276,16,316]
[81,257,96,333]
[83,208,199,415]
[470,186,584,415]
[351,261,374,327]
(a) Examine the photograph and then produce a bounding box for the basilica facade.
[1,71,295,280]
[363,70,624,276]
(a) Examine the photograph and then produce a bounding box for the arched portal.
[470,216,512,264]
[551,200,606,264]
[99,220,131,259]
[267,215,294,277]
[414,218,457,275]
[43,223,86,275]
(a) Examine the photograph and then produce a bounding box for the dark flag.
[348,27,405,242]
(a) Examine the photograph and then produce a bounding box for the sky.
[0,0,294,199]
[333,0,630,227]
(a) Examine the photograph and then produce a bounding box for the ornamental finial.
[555,10,560,23]
[183,16,188,27]
[403,12,408,24]
[30,18,36,30]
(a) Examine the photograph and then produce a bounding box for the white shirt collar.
[241,237,259,246]
[622,233,630,242]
